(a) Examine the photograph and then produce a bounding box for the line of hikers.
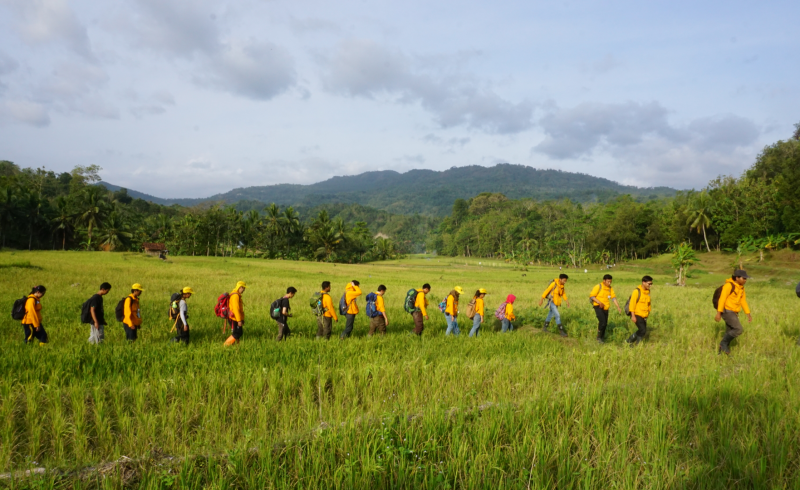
[11,268,776,354]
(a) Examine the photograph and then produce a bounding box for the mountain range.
[100,163,676,216]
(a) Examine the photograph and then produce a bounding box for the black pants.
[316,316,333,339]
[633,316,647,340]
[23,324,48,344]
[340,314,356,339]
[594,307,609,338]
[173,318,190,345]
[123,324,138,341]
[231,323,244,340]
[276,321,290,341]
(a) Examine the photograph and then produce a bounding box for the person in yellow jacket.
[411,283,431,336]
[340,280,362,339]
[315,281,338,340]
[589,274,621,343]
[625,276,653,346]
[22,285,47,345]
[501,294,516,333]
[122,284,144,342]
[368,285,389,336]
[468,288,487,337]
[715,270,752,355]
[538,273,571,337]
[444,286,464,336]
[224,281,247,346]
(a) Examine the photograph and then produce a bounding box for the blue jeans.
[501,318,514,332]
[469,314,482,337]
[445,314,460,336]
[545,302,561,325]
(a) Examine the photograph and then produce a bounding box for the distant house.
[142,243,167,258]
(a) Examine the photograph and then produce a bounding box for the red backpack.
[494,302,508,320]
[215,292,231,319]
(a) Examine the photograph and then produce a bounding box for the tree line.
[430,125,800,265]
[0,162,405,263]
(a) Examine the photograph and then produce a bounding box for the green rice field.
[1,251,799,489]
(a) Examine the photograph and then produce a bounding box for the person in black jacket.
[86,283,111,344]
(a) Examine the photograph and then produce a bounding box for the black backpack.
[11,296,27,321]
[81,298,93,324]
[712,283,735,310]
[270,298,283,320]
[796,281,800,299]
[115,297,128,322]
[623,289,641,316]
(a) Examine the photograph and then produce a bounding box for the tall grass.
[0,251,799,488]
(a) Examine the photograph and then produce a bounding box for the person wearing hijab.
[502,294,516,332]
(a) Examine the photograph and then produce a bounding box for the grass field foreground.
[1,251,799,489]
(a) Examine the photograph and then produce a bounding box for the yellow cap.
[454,286,464,294]
[235,281,247,289]
[182,287,194,294]
[131,283,145,291]
[478,288,487,294]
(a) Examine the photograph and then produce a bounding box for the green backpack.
[403,289,419,314]
[309,292,327,317]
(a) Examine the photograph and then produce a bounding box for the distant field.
[1,251,799,489]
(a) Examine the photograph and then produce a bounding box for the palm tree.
[309,223,344,261]
[373,237,396,261]
[0,186,21,248]
[51,196,75,250]
[97,212,133,251]
[79,186,107,250]
[686,191,713,252]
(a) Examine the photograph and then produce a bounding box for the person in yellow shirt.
[501,294,516,333]
[625,276,653,346]
[412,283,431,336]
[368,285,389,336]
[469,288,487,337]
[122,283,144,342]
[224,281,247,346]
[589,274,621,343]
[538,273,571,337]
[340,280,362,339]
[444,286,464,336]
[315,281,338,340]
[715,270,752,355]
[22,285,47,345]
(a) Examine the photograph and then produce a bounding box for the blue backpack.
[339,293,348,315]
[365,292,380,318]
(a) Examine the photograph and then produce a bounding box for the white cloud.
[2,0,94,59]
[0,99,51,126]
[322,39,534,134]
[199,41,296,100]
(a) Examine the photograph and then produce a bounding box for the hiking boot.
[718,334,733,355]
[596,336,605,344]
[542,321,549,333]
[625,333,638,345]
[557,324,567,337]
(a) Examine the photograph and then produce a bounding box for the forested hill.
[101,164,676,216]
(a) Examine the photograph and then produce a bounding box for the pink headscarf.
[506,294,516,304]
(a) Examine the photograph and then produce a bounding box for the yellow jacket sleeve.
[542,281,556,299]
[376,295,386,313]
[123,296,133,327]
[229,293,244,322]
[475,298,484,317]
[322,293,337,320]
[589,285,600,303]
[345,285,362,314]
[23,296,41,327]
[415,290,427,316]
[505,303,515,320]
[741,289,750,315]
[717,283,733,313]
[446,295,457,315]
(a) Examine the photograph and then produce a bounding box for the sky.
[0,0,798,198]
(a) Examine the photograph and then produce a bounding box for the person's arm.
[589,285,599,305]
[180,301,188,329]
[563,288,570,307]
[26,298,41,329]
[715,284,733,322]
[742,290,752,321]
[611,289,621,313]
[540,282,555,306]
[378,296,388,326]
[90,304,99,330]
[420,293,428,319]
[123,297,132,327]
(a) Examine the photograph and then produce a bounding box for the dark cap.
[733,269,750,279]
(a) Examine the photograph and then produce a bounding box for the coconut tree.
[686,191,714,252]
[79,186,108,250]
[97,212,133,251]
[51,196,75,250]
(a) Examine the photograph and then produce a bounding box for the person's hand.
[566,301,571,308]
[631,314,637,323]
[94,322,100,330]
[424,315,429,320]
[747,314,753,323]
[714,312,722,322]
[538,299,543,307]
[238,321,243,327]
[184,325,189,331]
[616,307,622,314]
[335,318,339,323]
[385,321,390,327]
